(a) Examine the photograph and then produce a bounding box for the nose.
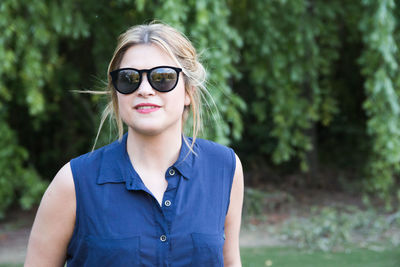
[136,73,156,96]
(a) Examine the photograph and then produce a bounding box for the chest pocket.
[82,235,140,267]
[191,233,224,267]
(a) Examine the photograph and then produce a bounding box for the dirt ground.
[0,207,35,264]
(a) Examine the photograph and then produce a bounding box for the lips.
[134,103,161,114]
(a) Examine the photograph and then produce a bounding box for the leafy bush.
[243,188,294,225]
[243,187,267,218]
[2,0,400,217]
[0,118,47,217]
[280,205,399,251]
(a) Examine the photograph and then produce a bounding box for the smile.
[134,103,161,114]
[137,106,157,110]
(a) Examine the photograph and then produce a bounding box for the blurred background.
[1,0,400,266]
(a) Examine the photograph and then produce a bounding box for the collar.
[173,135,196,179]
[97,133,196,187]
[97,133,132,185]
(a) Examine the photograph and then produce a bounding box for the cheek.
[117,94,131,118]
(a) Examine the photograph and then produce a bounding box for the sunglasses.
[110,66,182,94]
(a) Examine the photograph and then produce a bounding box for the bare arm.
[223,154,244,267]
[25,162,76,267]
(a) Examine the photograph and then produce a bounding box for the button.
[160,235,167,242]
[168,169,175,176]
[164,200,171,207]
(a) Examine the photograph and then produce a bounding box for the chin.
[124,117,183,137]
[129,126,164,136]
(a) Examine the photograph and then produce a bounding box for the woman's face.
[117,44,190,137]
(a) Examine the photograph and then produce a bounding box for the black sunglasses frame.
[110,66,183,94]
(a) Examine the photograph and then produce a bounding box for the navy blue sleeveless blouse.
[66,133,236,267]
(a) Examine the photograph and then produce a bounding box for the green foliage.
[282,206,352,251]
[243,188,294,219]
[231,0,400,198]
[0,118,47,218]
[231,0,342,170]
[243,187,267,218]
[0,0,88,215]
[2,0,400,216]
[358,0,400,197]
[281,205,399,251]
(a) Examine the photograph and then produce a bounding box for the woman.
[25,23,244,267]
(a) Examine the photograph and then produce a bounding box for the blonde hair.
[93,22,208,150]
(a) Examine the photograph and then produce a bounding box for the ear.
[184,88,192,106]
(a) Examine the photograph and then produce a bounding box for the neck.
[126,128,182,172]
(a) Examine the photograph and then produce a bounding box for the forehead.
[119,44,177,69]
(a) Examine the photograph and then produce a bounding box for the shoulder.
[45,162,75,200]
[192,137,234,158]
[71,139,118,162]
[189,137,236,170]
[70,138,123,171]
[44,161,76,206]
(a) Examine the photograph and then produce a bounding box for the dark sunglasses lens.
[115,70,140,93]
[150,67,178,92]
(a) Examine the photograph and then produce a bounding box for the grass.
[240,246,400,267]
[1,246,399,267]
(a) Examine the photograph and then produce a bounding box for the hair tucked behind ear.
[92,22,210,152]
